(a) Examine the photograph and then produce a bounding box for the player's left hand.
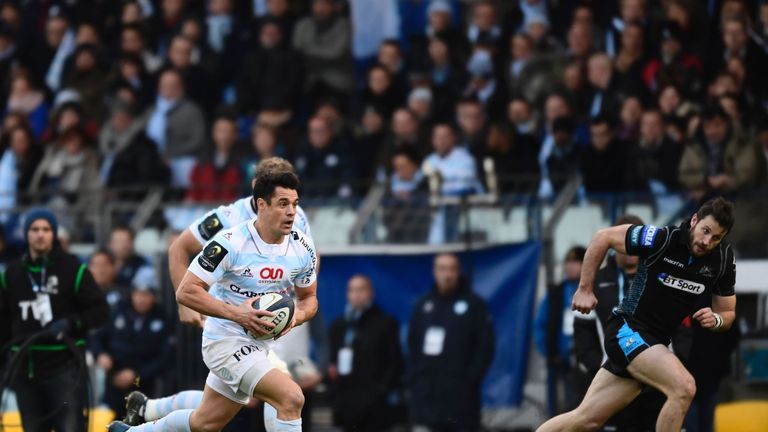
[692,307,718,329]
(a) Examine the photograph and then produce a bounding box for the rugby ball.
[247,292,295,341]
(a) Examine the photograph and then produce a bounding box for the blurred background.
[0,0,767,431]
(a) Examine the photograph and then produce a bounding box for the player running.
[108,169,317,432]
[537,197,737,432]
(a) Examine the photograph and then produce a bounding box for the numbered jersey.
[188,219,317,341]
[189,196,311,246]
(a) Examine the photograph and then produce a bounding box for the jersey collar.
[247,197,258,219]
[246,219,288,254]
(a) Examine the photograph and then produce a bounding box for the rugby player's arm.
[711,294,736,331]
[294,282,318,325]
[168,229,204,291]
[176,271,236,319]
[572,225,631,314]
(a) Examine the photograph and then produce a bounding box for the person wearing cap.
[90,265,173,419]
[0,207,108,432]
[463,49,505,120]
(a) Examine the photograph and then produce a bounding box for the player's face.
[258,186,298,236]
[689,214,727,257]
[27,220,54,256]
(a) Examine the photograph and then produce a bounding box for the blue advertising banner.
[316,241,541,408]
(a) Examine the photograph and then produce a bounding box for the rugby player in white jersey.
[108,169,317,432]
[116,158,312,430]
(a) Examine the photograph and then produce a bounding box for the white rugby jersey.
[188,219,317,341]
[189,196,311,246]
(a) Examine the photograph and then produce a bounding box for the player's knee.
[275,388,304,414]
[680,374,697,402]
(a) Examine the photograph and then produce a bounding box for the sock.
[129,409,192,432]
[263,403,277,432]
[144,391,203,421]
[275,418,302,432]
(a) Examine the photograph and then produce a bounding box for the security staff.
[407,253,495,432]
[0,208,108,432]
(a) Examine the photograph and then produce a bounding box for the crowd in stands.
[0,0,765,215]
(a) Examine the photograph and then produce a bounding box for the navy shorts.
[601,314,666,378]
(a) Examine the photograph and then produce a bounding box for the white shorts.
[202,335,275,404]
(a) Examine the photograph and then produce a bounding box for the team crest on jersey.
[199,214,224,240]
[199,241,228,272]
[698,266,713,277]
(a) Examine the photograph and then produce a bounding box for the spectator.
[164,35,216,115]
[678,104,761,201]
[120,24,162,74]
[586,52,623,118]
[60,44,108,120]
[407,253,494,432]
[626,110,682,193]
[383,149,429,243]
[505,32,551,106]
[581,115,627,194]
[295,115,353,198]
[99,101,169,199]
[6,74,49,137]
[617,95,643,142]
[407,87,434,124]
[710,17,767,104]
[423,123,482,197]
[484,124,539,194]
[374,107,425,179]
[463,49,504,120]
[328,274,403,431]
[42,100,99,144]
[88,248,124,308]
[354,105,388,188]
[29,127,100,208]
[90,266,173,419]
[455,97,487,158]
[236,18,301,115]
[426,35,466,122]
[359,64,402,120]
[241,123,285,186]
[155,0,188,53]
[467,0,501,48]
[252,0,297,46]
[108,225,148,288]
[614,22,647,98]
[0,208,108,432]
[604,0,648,58]
[145,68,206,189]
[186,116,244,203]
[534,246,585,414]
[642,20,703,95]
[409,0,468,69]
[0,125,43,208]
[543,116,583,197]
[33,11,76,92]
[110,54,153,109]
[293,0,355,103]
[375,40,409,97]
[507,97,537,137]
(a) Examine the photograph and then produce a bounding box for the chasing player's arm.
[294,281,318,325]
[168,229,207,326]
[176,271,274,336]
[572,224,633,314]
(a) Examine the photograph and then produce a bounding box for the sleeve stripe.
[74,263,87,294]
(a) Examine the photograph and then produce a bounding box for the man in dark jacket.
[0,208,108,432]
[328,274,403,431]
[90,266,173,419]
[407,253,495,432]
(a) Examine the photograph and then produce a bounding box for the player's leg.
[109,385,242,432]
[626,345,697,432]
[263,349,292,432]
[536,368,642,432]
[124,390,205,424]
[253,369,305,431]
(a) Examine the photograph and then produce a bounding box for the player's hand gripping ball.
[248,292,295,340]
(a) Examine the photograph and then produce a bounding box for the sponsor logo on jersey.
[630,226,642,246]
[199,241,227,272]
[222,232,232,241]
[241,268,253,277]
[641,226,658,247]
[663,257,685,268]
[657,273,705,294]
[254,266,287,285]
[231,344,261,362]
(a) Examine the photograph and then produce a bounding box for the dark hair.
[90,248,116,264]
[616,214,644,226]
[565,246,586,262]
[252,170,300,209]
[590,114,615,128]
[700,103,729,122]
[696,197,735,233]
[110,224,135,239]
[552,116,575,134]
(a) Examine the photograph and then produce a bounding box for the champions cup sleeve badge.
[199,241,228,272]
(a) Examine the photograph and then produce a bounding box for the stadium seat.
[624,203,655,226]
[307,207,357,246]
[545,205,607,260]
[134,228,163,256]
